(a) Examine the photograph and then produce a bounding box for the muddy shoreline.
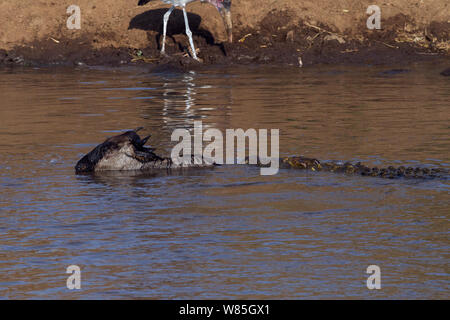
[1,2,449,69]
[1,29,448,71]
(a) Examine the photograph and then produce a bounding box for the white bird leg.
[182,5,199,61]
[161,5,175,55]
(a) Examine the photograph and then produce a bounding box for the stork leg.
[161,5,175,55]
[182,5,199,61]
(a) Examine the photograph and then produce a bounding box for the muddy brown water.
[0,62,449,299]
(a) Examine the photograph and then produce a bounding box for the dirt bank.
[0,0,449,68]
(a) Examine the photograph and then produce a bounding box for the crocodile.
[75,128,449,180]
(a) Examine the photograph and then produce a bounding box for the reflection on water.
[0,63,449,299]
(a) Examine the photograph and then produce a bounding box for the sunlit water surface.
[0,62,449,299]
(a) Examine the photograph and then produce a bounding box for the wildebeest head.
[75,128,161,173]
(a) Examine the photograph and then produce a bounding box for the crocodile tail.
[279,156,449,179]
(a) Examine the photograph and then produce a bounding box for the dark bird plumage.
[136,0,233,60]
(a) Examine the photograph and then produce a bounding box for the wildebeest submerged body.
[76,129,449,180]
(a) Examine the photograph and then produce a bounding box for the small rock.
[237,55,254,61]
[13,56,24,64]
[286,30,294,42]
[404,23,415,33]
[440,68,450,76]
[323,34,346,44]
[298,56,303,67]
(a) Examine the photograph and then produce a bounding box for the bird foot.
[183,54,203,63]
[184,48,202,62]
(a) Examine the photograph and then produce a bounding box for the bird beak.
[220,7,233,43]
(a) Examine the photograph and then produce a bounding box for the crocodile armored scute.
[280,156,322,171]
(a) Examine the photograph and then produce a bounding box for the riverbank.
[0,0,449,68]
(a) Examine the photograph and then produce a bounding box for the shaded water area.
[0,62,449,299]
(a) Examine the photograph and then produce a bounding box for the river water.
[0,62,449,299]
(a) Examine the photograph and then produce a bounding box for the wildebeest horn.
[140,135,151,146]
[134,126,144,133]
